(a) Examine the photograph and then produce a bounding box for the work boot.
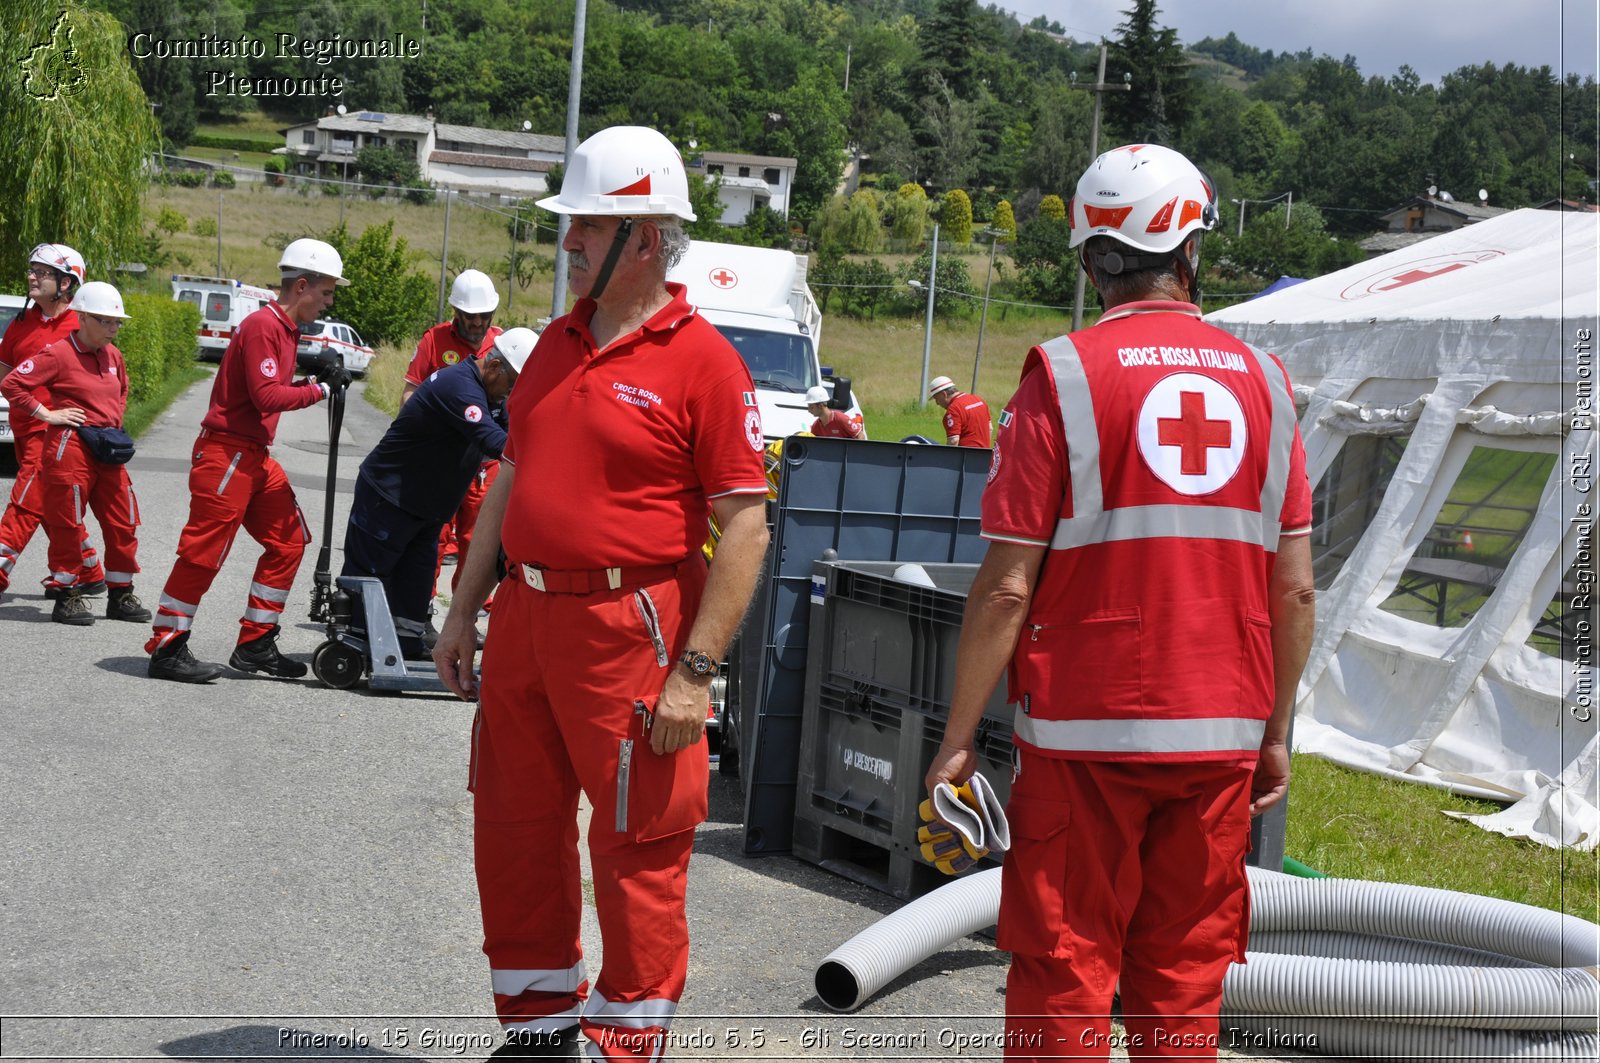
[105,586,153,623]
[45,577,106,600]
[148,633,224,684]
[487,1025,581,1058]
[52,591,95,626]
[228,624,308,679]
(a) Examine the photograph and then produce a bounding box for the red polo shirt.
[501,283,768,569]
[404,321,503,386]
[0,304,80,440]
[199,301,323,446]
[0,332,127,428]
[811,409,863,438]
[943,391,993,447]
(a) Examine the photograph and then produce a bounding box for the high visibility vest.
[1011,322,1300,763]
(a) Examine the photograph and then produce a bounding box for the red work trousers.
[40,431,139,588]
[147,432,311,651]
[433,460,499,595]
[0,428,103,592]
[471,561,708,1062]
[999,752,1254,1062]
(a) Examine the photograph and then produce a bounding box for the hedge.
[117,294,199,406]
[190,132,281,153]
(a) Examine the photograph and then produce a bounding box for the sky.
[993,0,1599,86]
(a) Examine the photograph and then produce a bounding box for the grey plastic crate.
[737,437,991,855]
[792,559,1015,900]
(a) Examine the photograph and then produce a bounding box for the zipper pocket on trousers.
[615,739,634,832]
[216,451,242,495]
[633,589,669,668]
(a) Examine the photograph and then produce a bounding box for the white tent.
[1208,209,1599,850]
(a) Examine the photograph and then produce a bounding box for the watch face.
[684,652,716,676]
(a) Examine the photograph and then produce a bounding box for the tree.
[1039,194,1067,220]
[1012,214,1075,306]
[126,0,194,145]
[321,221,434,346]
[918,71,983,190]
[341,5,407,113]
[0,1,158,277]
[354,146,423,189]
[760,66,848,226]
[942,189,974,244]
[685,173,725,239]
[887,182,930,245]
[1106,0,1193,143]
[993,199,1018,241]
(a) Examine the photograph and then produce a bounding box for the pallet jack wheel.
[312,639,365,689]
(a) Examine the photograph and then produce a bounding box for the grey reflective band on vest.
[1015,711,1267,754]
[1037,333,1296,552]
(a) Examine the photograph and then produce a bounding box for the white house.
[687,150,798,225]
[282,111,562,197]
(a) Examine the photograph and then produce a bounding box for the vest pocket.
[1240,609,1273,711]
[1018,609,1142,718]
[996,793,1073,958]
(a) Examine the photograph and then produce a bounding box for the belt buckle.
[606,567,622,590]
[521,563,546,592]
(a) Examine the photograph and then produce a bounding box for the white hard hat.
[536,126,697,222]
[278,238,350,286]
[75,281,129,319]
[30,243,85,282]
[491,327,539,374]
[449,269,499,314]
[804,386,830,405]
[1068,143,1218,254]
[929,375,956,395]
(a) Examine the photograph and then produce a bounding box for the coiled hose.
[814,866,1600,1061]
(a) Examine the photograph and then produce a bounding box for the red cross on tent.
[710,268,738,289]
[1158,390,1233,475]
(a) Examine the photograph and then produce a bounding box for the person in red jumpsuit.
[0,282,151,627]
[804,385,864,439]
[930,374,993,447]
[0,243,104,600]
[144,238,353,684]
[432,125,770,1061]
[924,144,1317,1063]
[402,268,506,595]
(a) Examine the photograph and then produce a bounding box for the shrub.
[155,207,187,235]
[1039,194,1066,221]
[322,220,435,347]
[191,132,281,153]
[993,199,1018,241]
[209,170,235,188]
[942,189,973,244]
[192,217,217,238]
[117,294,199,405]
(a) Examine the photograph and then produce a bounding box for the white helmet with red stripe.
[536,126,697,222]
[1068,144,1217,253]
[30,243,86,282]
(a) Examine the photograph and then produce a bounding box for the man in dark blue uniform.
[342,328,536,659]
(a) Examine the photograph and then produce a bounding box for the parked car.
[295,318,375,377]
[0,293,29,459]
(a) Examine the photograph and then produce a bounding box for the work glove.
[916,772,1012,876]
[318,361,353,394]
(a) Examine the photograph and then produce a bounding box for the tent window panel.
[1310,435,1408,589]
[1379,446,1557,628]
[1528,558,1590,657]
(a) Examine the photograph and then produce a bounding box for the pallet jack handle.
[308,380,348,623]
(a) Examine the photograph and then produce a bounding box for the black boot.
[488,1025,581,1058]
[148,633,224,684]
[46,578,105,600]
[228,624,307,678]
[106,586,153,623]
[52,591,95,626]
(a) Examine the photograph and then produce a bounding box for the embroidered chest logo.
[612,381,663,411]
[443,350,462,365]
[259,357,278,378]
[463,405,483,423]
[1135,373,1247,495]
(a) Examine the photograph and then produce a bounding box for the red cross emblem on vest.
[1158,391,1233,475]
[1136,373,1247,495]
[710,268,738,289]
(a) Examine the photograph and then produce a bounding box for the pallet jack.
[305,376,465,694]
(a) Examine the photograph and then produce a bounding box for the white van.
[170,274,276,360]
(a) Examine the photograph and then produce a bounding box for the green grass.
[178,144,277,170]
[126,364,210,439]
[1286,754,1597,922]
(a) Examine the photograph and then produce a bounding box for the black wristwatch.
[679,649,718,680]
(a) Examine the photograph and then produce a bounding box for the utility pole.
[436,189,453,322]
[919,222,939,407]
[551,0,588,318]
[1069,42,1132,331]
[972,227,1004,394]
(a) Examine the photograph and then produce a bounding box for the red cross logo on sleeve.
[1158,391,1232,475]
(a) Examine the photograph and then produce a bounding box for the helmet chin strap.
[585,217,636,302]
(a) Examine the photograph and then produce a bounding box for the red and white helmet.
[30,243,85,282]
[1068,144,1217,253]
[537,126,696,222]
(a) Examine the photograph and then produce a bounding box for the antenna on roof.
[523,120,532,131]
[336,104,347,115]
[1478,188,1489,204]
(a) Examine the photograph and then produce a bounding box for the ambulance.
[667,241,862,440]
[170,274,276,360]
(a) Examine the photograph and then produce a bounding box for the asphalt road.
[0,372,1314,1063]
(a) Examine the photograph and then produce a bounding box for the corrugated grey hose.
[814,867,1600,1061]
